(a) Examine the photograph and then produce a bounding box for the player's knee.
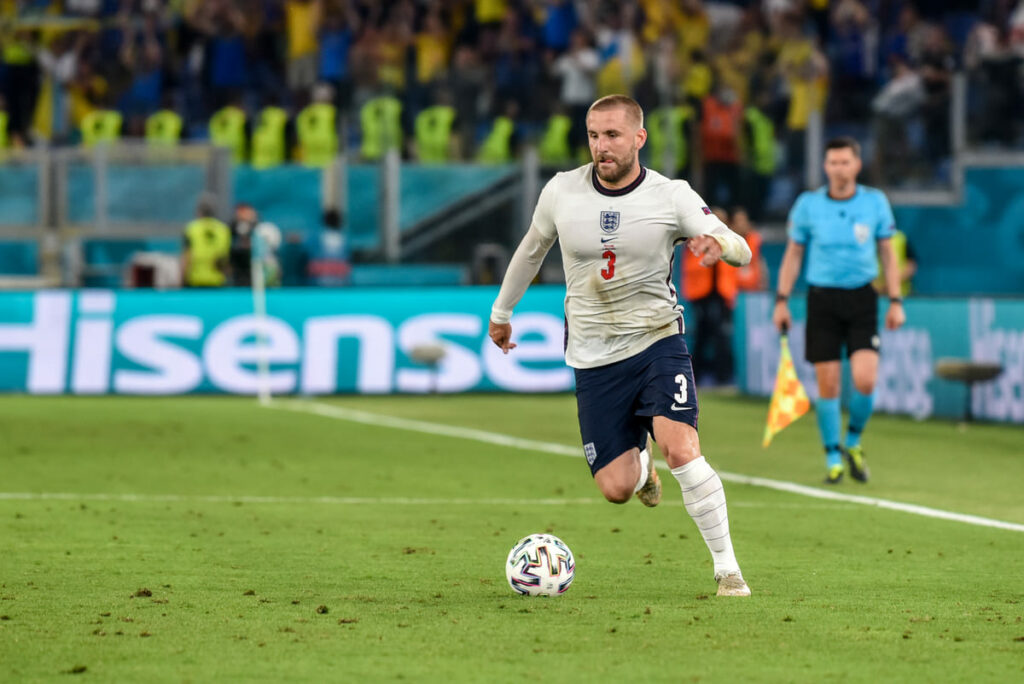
[598,480,634,504]
[659,442,700,469]
[852,375,876,395]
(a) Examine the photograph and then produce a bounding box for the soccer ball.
[505,533,575,596]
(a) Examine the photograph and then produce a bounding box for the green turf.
[1,394,1022,683]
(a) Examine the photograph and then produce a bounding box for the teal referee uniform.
[787,183,896,477]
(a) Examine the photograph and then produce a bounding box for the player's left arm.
[876,193,905,330]
[673,184,751,267]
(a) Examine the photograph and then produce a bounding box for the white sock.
[633,449,651,493]
[671,456,740,576]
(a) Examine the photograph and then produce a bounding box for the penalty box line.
[269,398,1024,534]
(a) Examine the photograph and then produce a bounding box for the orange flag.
[763,335,811,447]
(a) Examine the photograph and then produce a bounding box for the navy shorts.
[805,284,880,363]
[574,334,699,475]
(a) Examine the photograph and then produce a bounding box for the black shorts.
[805,283,880,363]
[574,334,699,476]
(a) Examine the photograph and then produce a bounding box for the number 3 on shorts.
[674,373,688,404]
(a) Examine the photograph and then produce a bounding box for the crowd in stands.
[179,193,347,289]
[1,1,1022,199]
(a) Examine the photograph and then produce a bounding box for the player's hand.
[488,320,517,354]
[772,301,792,334]
[885,301,906,330]
[688,235,723,267]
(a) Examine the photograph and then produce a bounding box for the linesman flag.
[763,335,811,447]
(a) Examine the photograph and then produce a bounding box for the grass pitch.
[1,393,1022,683]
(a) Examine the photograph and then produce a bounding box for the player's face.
[823,148,862,187]
[587,108,646,186]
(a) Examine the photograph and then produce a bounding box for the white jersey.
[492,164,751,369]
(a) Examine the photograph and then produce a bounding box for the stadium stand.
[1,0,1023,289]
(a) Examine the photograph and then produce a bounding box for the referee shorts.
[805,283,880,363]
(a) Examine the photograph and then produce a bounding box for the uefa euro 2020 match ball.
[505,533,576,596]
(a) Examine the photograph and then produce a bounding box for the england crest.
[600,211,620,233]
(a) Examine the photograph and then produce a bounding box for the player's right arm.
[773,194,811,334]
[489,181,559,353]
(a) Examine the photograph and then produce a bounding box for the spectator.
[447,44,487,157]
[316,2,357,112]
[285,0,321,100]
[551,29,599,155]
[829,0,877,123]
[182,193,232,288]
[871,53,924,185]
[36,30,85,143]
[700,82,743,208]
[964,14,1022,146]
[741,89,777,220]
[493,8,543,125]
[1,24,41,146]
[117,14,165,137]
[412,7,450,102]
[730,207,769,292]
[540,0,578,53]
[307,207,351,287]
[682,205,738,387]
[249,2,289,110]
[880,3,930,67]
[918,26,955,167]
[228,202,259,287]
[0,94,7,149]
[874,229,917,297]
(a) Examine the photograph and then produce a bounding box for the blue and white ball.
[505,533,575,596]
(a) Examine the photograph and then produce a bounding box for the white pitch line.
[269,398,1024,534]
[0,493,600,506]
[0,492,856,510]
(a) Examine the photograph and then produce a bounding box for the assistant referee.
[772,137,906,484]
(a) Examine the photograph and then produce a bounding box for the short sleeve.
[530,176,559,240]
[672,182,726,238]
[875,191,896,239]
[787,194,811,244]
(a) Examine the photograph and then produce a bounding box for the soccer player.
[772,137,906,484]
[488,95,753,597]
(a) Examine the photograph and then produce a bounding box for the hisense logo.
[0,292,572,395]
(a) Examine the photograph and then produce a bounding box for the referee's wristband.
[889,297,903,305]
[775,293,788,303]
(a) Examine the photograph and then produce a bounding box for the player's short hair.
[587,95,644,130]
[825,136,861,158]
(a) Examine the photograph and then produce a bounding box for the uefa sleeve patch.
[701,206,712,215]
[583,443,597,465]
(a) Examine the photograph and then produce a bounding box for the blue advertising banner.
[2,288,1022,424]
[0,287,571,396]
[735,292,1024,424]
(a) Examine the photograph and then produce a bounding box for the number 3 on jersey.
[601,250,616,280]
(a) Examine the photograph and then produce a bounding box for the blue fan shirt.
[787,184,896,289]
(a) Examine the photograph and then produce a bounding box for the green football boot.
[824,463,844,485]
[844,445,870,483]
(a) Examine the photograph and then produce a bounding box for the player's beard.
[594,144,638,185]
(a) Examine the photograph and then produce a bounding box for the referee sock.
[671,456,740,576]
[633,448,651,493]
[846,390,875,449]
[815,397,843,468]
